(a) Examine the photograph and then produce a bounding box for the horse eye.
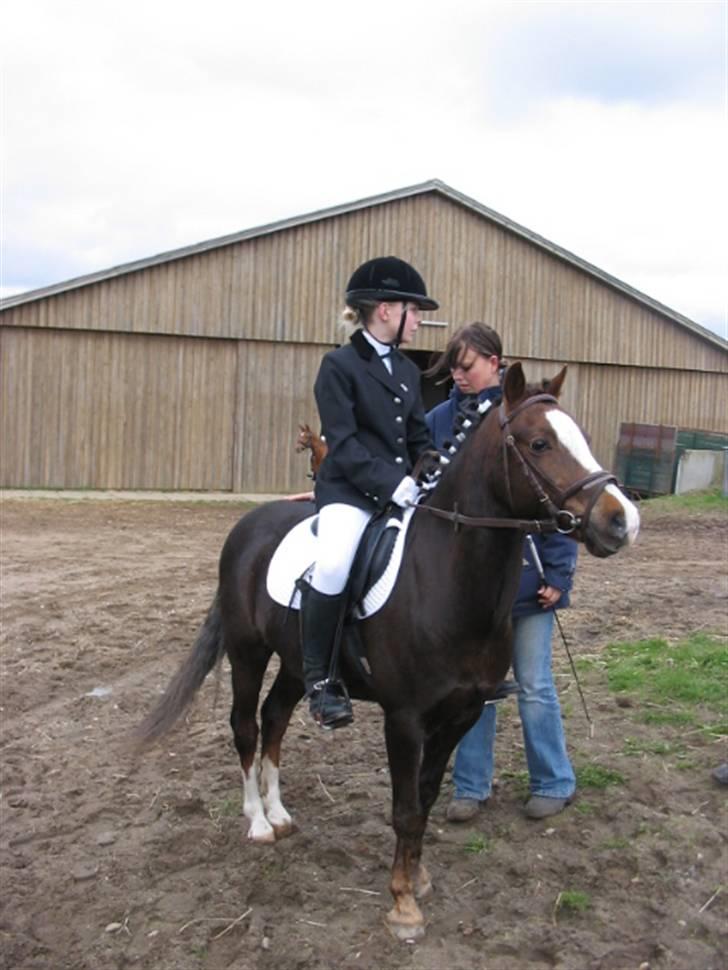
[530,438,549,454]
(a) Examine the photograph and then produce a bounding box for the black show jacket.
[314,329,433,512]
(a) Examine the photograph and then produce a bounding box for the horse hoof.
[246,822,276,844]
[386,916,426,943]
[272,820,295,840]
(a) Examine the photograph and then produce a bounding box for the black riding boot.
[299,583,353,729]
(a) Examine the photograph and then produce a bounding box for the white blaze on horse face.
[546,409,640,544]
[241,766,276,843]
[546,410,600,473]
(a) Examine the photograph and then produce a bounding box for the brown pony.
[135,364,639,942]
[295,423,328,478]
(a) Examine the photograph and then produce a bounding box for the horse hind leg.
[228,640,278,844]
[259,665,305,839]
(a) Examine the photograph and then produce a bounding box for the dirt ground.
[1,496,726,970]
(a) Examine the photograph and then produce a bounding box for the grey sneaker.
[711,763,728,785]
[524,795,573,819]
[446,797,486,823]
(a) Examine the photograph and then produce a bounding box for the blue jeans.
[452,610,576,801]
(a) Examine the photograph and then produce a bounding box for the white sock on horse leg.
[241,765,275,842]
[260,755,292,832]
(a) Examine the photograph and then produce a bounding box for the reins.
[413,503,560,534]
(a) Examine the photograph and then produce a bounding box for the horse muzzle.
[581,485,640,558]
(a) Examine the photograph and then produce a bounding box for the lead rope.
[526,536,594,738]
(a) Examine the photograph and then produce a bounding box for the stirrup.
[308,679,353,730]
[484,679,520,705]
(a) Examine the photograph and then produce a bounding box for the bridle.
[415,393,618,537]
[499,393,618,534]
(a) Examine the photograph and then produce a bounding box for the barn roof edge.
[2,178,725,352]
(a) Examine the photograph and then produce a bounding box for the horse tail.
[132,591,225,749]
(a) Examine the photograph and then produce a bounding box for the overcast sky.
[2,0,726,339]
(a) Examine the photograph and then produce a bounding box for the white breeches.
[311,503,373,595]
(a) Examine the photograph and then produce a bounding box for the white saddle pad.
[266,506,416,618]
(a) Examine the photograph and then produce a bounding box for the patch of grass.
[554,889,591,917]
[604,633,728,736]
[499,769,530,797]
[600,836,630,850]
[674,759,698,772]
[705,719,728,739]
[575,763,625,789]
[641,487,727,515]
[640,709,694,727]
[464,834,491,854]
[622,736,681,757]
[573,800,596,816]
[208,792,240,828]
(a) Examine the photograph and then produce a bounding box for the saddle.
[347,505,404,615]
[266,504,412,688]
[266,504,415,618]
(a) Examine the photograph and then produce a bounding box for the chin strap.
[392,305,408,349]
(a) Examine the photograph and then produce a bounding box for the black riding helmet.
[345,256,439,311]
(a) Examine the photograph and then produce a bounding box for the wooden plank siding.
[2,324,722,491]
[1,186,726,491]
[231,340,327,494]
[2,193,726,374]
[0,328,238,489]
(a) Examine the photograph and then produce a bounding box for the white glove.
[391,475,420,508]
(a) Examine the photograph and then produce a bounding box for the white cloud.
[1,0,726,339]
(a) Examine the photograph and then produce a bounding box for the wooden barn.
[1,179,726,493]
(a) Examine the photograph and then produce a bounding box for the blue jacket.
[425,385,577,616]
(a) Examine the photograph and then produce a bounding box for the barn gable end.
[2,180,726,491]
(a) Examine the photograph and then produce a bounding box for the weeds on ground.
[575,764,625,789]
[599,836,630,850]
[553,889,591,920]
[464,834,491,854]
[208,793,240,829]
[499,769,530,798]
[622,737,682,757]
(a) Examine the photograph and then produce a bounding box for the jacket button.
[395,456,404,464]
[393,397,402,405]
[395,415,403,423]
[396,436,404,444]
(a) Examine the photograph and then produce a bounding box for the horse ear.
[502,362,526,409]
[545,366,567,399]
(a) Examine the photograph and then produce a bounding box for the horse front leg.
[419,706,485,817]
[414,706,486,901]
[384,712,427,942]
